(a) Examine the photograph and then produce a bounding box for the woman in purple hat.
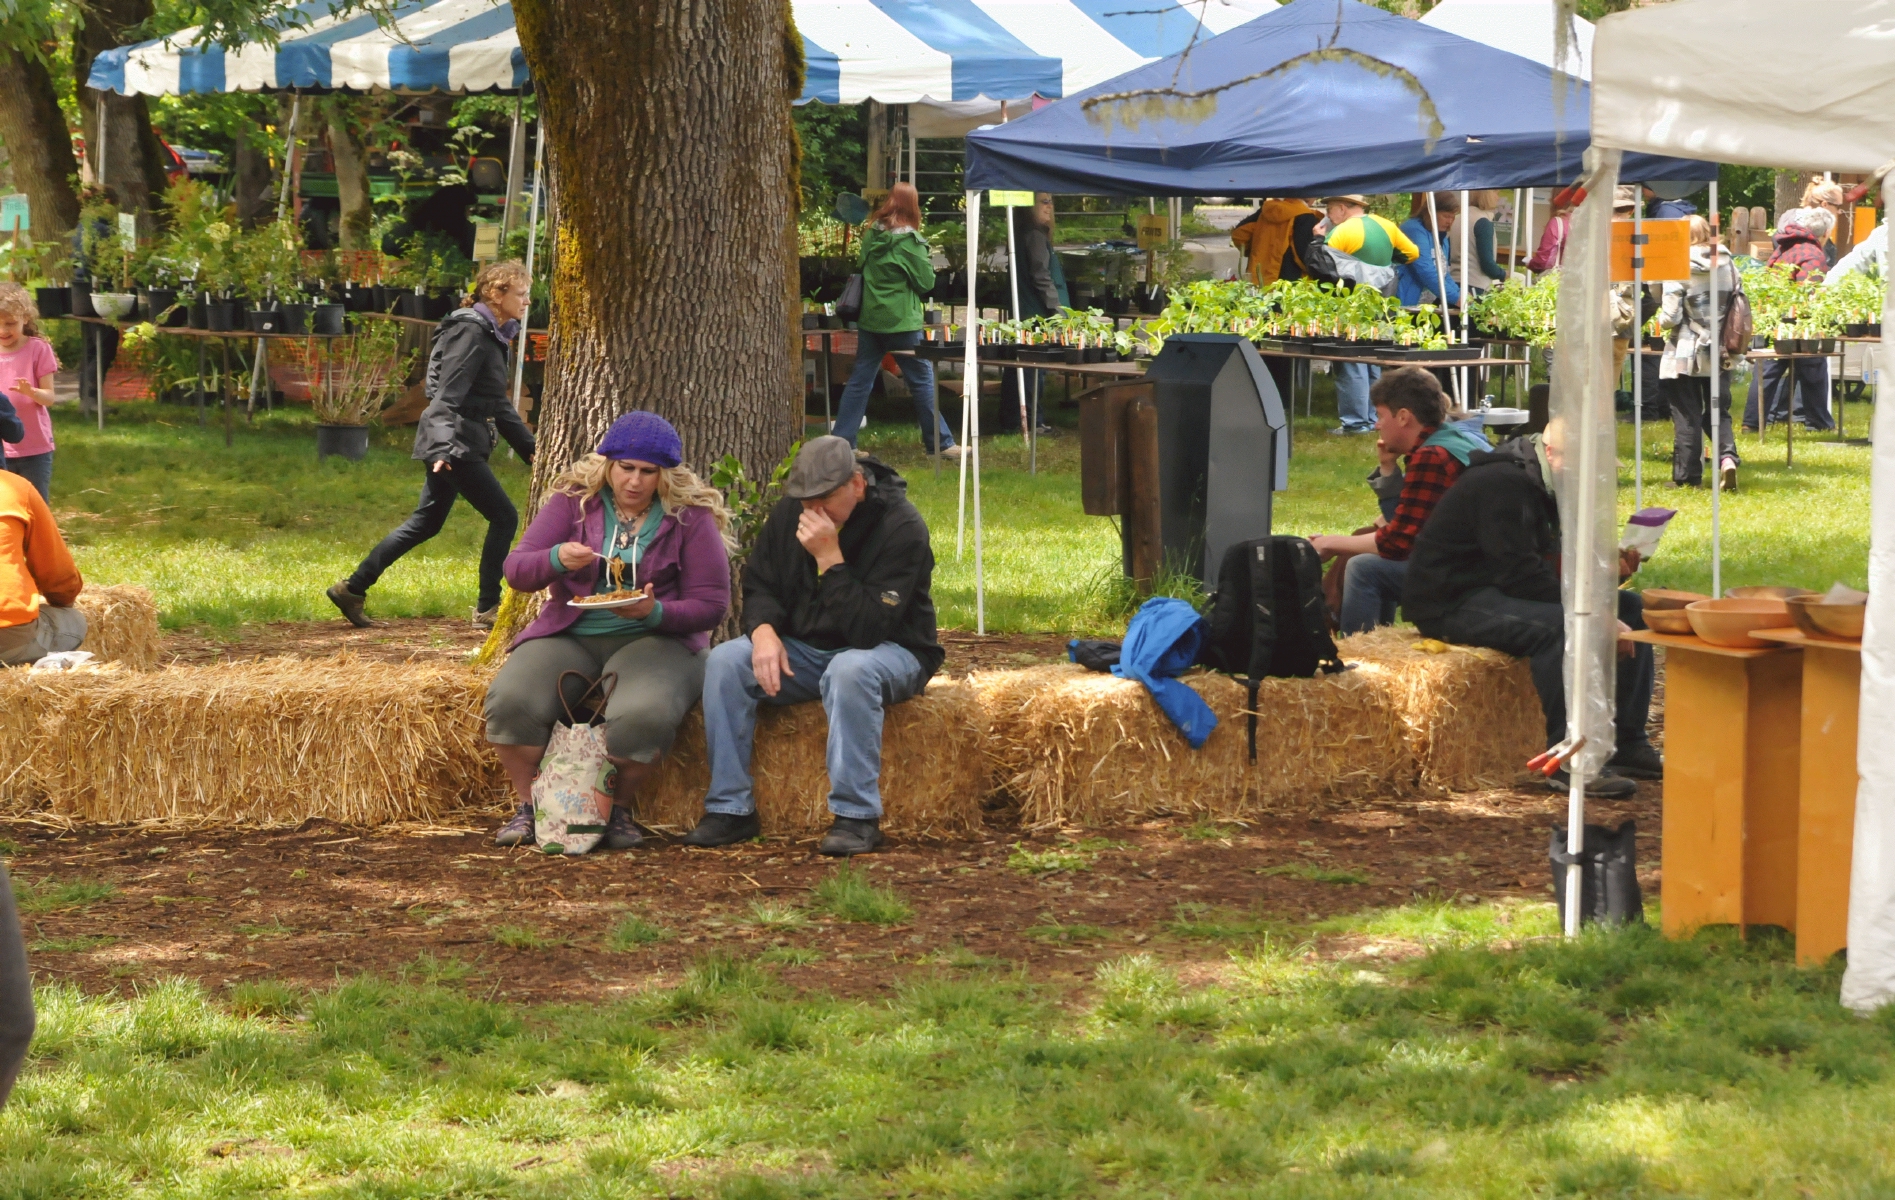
[483,411,732,849]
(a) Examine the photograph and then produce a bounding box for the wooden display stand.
[1754,628,1864,965]
[1623,630,1802,937]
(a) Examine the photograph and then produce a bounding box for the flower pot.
[1773,337,1799,355]
[205,300,237,332]
[1872,324,1885,338]
[35,287,70,318]
[189,293,211,329]
[143,287,182,326]
[822,315,844,329]
[1817,338,1838,354]
[427,290,459,319]
[802,313,822,329]
[1063,346,1083,364]
[370,285,395,313]
[1644,337,1666,352]
[922,308,942,326]
[279,303,309,335]
[1750,335,1769,350]
[396,290,428,318]
[91,292,137,322]
[1083,346,1105,363]
[341,285,373,313]
[311,303,347,336]
[1102,348,1121,362]
[316,424,371,462]
[1845,322,1871,338]
[69,282,94,318]
[1139,288,1168,315]
[246,306,284,334]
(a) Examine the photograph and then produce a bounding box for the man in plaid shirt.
[1311,369,1488,633]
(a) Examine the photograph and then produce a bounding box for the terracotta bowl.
[1686,598,1796,648]
[1786,596,1866,641]
[1725,585,1818,607]
[1643,608,1696,635]
[1643,588,1711,611]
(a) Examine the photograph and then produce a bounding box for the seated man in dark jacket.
[1401,425,1660,797]
[687,437,943,856]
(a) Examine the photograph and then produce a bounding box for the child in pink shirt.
[0,283,60,502]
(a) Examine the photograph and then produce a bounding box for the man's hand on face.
[1619,546,1642,582]
[1376,437,1400,475]
[750,624,793,698]
[796,507,845,572]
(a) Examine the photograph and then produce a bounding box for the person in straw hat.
[685,436,942,857]
[484,411,733,850]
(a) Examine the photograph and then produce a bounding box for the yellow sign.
[1857,206,1879,245]
[472,222,501,260]
[1136,212,1169,251]
[1611,218,1690,282]
[987,190,1033,208]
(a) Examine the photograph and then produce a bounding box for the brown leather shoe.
[326,581,372,628]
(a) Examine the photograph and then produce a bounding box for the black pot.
[371,285,396,313]
[1083,346,1105,363]
[1139,288,1168,315]
[1644,337,1667,352]
[1817,338,1838,354]
[340,284,372,313]
[205,300,236,332]
[822,315,844,329]
[189,292,212,329]
[1063,346,1083,364]
[245,306,284,334]
[1845,322,1871,338]
[312,303,347,336]
[1750,335,1769,350]
[1872,324,1885,338]
[802,313,822,330]
[316,424,370,462]
[427,290,459,320]
[279,303,309,335]
[1102,348,1120,362]
[69,282,94,318]
[1773,337,1797,355]
[922,308,942,326]
[144,287,182,326]
[395,290,426,318]
[36,287,71,318]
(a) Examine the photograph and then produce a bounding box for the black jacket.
[412,307,536,465]
[741,455,943,680]
[1401,436,1559,625]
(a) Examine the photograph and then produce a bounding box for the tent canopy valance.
[963,0,1713,197]
[88,0,1279,103]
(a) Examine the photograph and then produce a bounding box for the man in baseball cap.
[686,436,943,856]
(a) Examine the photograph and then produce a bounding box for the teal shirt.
[555,497,666,637]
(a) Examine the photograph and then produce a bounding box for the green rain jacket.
[855,224,937,333]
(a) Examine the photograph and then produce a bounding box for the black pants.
[0,862,32,1107]
[1419,587,1655,750]
[348,458,517,611]
[1669,375,1739,486]
[1744,358,1832,431]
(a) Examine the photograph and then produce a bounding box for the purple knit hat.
[596,410,683,468]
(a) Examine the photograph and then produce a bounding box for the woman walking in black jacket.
[328,261,536,627]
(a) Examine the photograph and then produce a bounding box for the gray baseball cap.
[783,435,863,500]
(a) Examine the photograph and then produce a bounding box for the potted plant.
[311,318,412,460]
[31,244,73,318]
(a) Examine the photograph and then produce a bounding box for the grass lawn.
[50,373,1871,633]
[8,897,1895,1198]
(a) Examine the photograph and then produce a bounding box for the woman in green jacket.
[832,183,958,457]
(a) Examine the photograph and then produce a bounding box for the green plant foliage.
[12,877,116,914]
[811,865,911,925]
[1468,273,1561,347]
[605,915,672,952]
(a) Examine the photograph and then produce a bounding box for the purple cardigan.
[506,490,731,652]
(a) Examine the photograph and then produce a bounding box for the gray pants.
[485,632,706,763]
[0,606,87,667]
[0,862,32,1106]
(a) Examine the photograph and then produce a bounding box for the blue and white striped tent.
[88,0,1278,101]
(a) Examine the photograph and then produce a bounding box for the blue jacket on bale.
[1112,597,1218,749]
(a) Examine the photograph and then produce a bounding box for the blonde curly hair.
[549,453,736,550]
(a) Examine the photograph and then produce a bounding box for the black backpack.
[1199,537,1346,760]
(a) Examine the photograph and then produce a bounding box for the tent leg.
[960,191,980,566]
[1709,180,1722,597]
[1005,206,1027,446]
[510,114,545,420]
[502,95,526,236]
[1633,203,1644,510]
[1459,189,1471,409]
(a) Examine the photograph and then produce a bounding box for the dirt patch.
[160,621,1072,677]
[6,782,1660,1005]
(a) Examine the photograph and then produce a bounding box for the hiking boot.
[681,810,760,847]
[1719,457,1739,492]
[473,604,499,629]
[1544,768,1639,799]
[326,581,372,628]
[818,816,885,857]
[1607,741,1664,781]
[939,444,966,460]
[494,804,535,847]
[602,805,644,850]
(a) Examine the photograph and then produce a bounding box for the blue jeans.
[702,635,927,820]
[832,329,953,452]
[1334,361,1380,431]
[3,452,52,502]
[1340,553,1406,634]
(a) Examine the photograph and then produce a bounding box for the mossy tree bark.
[322,96,377,250]
[510,0,805,505]
[72,0,172,234]
[0,47,80,239]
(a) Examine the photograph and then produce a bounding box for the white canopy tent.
[1418,0,1593,78]
[1592,0,1895,1006]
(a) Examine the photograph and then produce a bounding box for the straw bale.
[1337,627,1544,791]
[0,668,126,814]
[972,662,1414,829]
[36,656,506,825]
[75,585,161,670]
[642,678,989,839]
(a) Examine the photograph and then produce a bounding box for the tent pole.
[502,95,526,236]
[1426,191,1457,407]
[1459,188,1471,406]
[510,111,545,419]
[959,191,978,560]
[1006,203,1028,448]
[1709,179,1722,597]
[1633,196,1644,509]
[969,194,987,635]
[95,95,106,189]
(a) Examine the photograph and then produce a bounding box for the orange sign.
[1611,218,1691,282]
[1856,206,1879,245]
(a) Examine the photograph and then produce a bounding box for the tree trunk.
[323,97,376,251]
[0,46,80,240]
[72,0,171,234]
[1774,170,1817,227]
[511,0,804,504]
[231,128,274,229]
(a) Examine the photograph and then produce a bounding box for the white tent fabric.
[1591,0,1895,174]
[1419,0,1593,78]
[1592,0,1895,1011]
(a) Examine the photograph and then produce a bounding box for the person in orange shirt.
[0,469,84,666]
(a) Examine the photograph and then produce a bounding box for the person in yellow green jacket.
[1230,198,1323,286]
[832,183,958,458]
[1319,195,1419,434]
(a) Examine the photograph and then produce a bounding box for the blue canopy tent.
[962,0,1715,196]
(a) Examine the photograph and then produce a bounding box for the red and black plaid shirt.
[1374,436,1464,561]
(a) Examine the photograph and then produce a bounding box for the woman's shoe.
[494,804,535,847]
[602,805,644,850]
[473,605,498,628]
[1719,457,1739,492]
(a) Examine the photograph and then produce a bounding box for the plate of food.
[569,588,649,610]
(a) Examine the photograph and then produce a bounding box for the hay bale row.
[75,585,161,670]
[1337,627,1544,791]
[7,657,505,825]
[642,679,989,839]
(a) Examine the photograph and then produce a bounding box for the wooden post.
[1126,394,1161,592]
